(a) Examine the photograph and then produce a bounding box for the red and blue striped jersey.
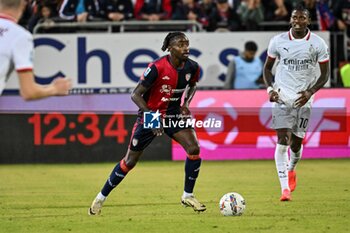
[139,55,200,115]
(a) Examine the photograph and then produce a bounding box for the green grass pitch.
[0,159,349,233]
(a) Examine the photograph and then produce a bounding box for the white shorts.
[271,102,312,139]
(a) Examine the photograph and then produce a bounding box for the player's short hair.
[161,32,186,51]
[245,41,258,52]
[0,0,22,9]
[292,2,311,18]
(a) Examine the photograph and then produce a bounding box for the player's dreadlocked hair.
[161,32,186,51]
[293,2,311,18]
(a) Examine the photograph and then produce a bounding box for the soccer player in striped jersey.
[263,4,330,201]
[89,32,206,215]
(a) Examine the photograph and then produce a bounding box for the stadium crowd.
[16,0,350,87]
[18,0,348,33]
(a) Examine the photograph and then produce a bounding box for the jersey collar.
[167,55,185,70]
[0,13,17,23]
[288,28,311,41]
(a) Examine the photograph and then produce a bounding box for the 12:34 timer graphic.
[28,112,128,145]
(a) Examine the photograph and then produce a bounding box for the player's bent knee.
[186,144,200,156]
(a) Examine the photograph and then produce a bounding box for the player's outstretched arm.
[18,71,72,101]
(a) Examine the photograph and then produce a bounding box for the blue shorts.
[129,116,192,151]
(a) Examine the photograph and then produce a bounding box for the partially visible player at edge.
[0,0,71,99]
[89,32,206,215]
[263,4,329,201]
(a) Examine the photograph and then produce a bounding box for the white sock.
[275,144,290,192]
[182,191,193,198]
[289,145,303,171]
[97,192,107,201]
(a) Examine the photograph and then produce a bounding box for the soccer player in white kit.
[0,0,71,100]
[263,4,330,201]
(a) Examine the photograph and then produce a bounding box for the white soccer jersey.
[0,13,33,94]
[267,29,329,106]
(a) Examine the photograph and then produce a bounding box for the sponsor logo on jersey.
[162,76,170,80]
[132,138,138,146]
[309,44,317,62]
[0,27,8,36]
[161,97,180,102]
[283,58,313,71]
[159,86,185,95]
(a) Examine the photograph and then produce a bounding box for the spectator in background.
[134,0,172,21]
[302,0,317,22]
[273,0,288,19]
[207,0,241,32]
[18,0,32,28]
[105,0,134,22]
[316,0,335,31]
[237,0,264,30]
[224,41,263,89]
[333,0,350,32]
[59,0,87,22]
[340,63,350,87]
[199,0,215,16]
[333,0,350,61]
[198,0,216,30]
[172,0,208,29]
[28,1,58,32]
[262,0,292,22]
[59,0,107,22]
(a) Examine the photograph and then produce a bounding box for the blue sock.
[101,161,129,197]
[184,157,202,193]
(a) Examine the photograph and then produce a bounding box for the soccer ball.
[219,192,246,216]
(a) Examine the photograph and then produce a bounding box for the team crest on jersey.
[132,138,138,146]
[160,85,172,94]
[309,44,315,54]
[143,67,152,77]
[0,27,9,36]
[185,73,191,81]
[309,44,317,62]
